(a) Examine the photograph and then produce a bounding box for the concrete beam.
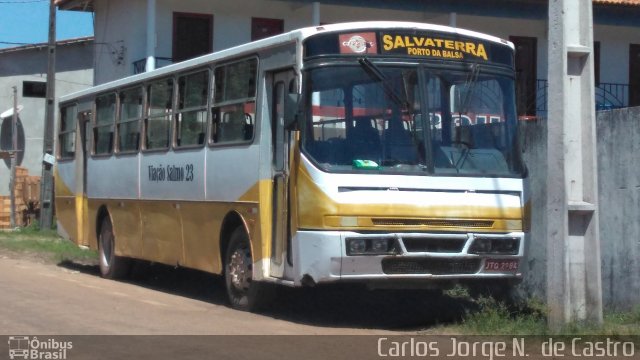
[145,0,156,73]
[546,0,603,329]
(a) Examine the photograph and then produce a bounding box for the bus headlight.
[346,238,397,256]
[469,237,519,255]
[371,238,390,253]
[347,239,367,255]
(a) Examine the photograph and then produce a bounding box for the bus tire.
[224,227,274,312]
[98,215,131,280]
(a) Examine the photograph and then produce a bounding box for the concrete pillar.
[312,2,320,26]
[449,12,457,28]
[546,0,603,329]
[145,0,156,72]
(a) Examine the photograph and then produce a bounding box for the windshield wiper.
[358,58,410,110]
[459,63,481,115]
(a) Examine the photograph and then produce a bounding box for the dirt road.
[0,252,469,336]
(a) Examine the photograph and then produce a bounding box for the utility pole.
[546,0,603,329]
[9,86,17,229]
[40,0,56,230]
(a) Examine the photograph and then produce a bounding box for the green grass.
[455,296,548,335]
[450,292,640,335]
[0,225,97,263]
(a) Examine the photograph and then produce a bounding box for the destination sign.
[304,30,514,67]
[380,33,488,61]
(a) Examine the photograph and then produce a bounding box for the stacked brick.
[0,167,41,229]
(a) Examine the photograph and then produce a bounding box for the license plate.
[484,259,519,272]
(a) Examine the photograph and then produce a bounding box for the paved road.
[0,254,470,336]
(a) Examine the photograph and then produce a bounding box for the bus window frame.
[209,56,259,148]
[57,102,78,161]
[142,76,176,153]
[173,67,211,150]
[115,85,145,155]
[92,92,117,158]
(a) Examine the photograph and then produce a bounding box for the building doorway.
[251,17,284,41]
[510,36,537,116]
[630,44,640,107]
[173,12,213,63]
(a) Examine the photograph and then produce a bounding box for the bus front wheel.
[224,227,273,312]
[98,215,131,279]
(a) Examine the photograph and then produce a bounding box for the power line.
[0,41,31,45]
[0,0,47,3]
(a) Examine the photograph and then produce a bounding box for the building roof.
[55,0,640,11]
[0,37,93,55]
[55,0,92,11]
[594,0,640,4]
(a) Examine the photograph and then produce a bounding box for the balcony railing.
[132,57,173,75]
[534,79,629,117]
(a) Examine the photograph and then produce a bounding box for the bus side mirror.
[284,93,301,129]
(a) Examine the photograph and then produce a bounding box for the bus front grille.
[371,218,494,228]
[381,258,481,275]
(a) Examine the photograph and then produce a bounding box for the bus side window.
[145,78,174,150]
[211,58,257,144]
[176,69,209,148]
[58,104,77,159]
[94,93,116,155]
[117,86,143,153]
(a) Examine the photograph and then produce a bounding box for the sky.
[0,0,94,49]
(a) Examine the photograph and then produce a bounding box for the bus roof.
[60,21,513,103]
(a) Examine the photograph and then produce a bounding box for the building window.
[94,94,116,155]
[251,17,284,41]
[117,87,143,153]
[173,12,213,63]
[594,41,600,86]
[145,78,174,150]
[509,36,537,117]
[630,44,640,107]
[212,59,257,144]
[23,81,46,98]
[176,69,209,147]
[58,105,77,159]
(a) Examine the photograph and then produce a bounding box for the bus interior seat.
[128,132,140,150]
[348,118,380,161]
[243,124,253,140]
[219,111,246,142]
[383,119,417,164]
[308,137,349,165]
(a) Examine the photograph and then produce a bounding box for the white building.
[56,0,640,116]
[0,37,94,196]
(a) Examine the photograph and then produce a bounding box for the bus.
[55,21,528,311]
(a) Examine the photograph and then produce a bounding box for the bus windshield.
[301,63,524,177]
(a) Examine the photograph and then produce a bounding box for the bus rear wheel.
[224,227,273,312]
[98,215,131,279]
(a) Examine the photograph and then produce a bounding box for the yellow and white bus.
[55,21,528,311]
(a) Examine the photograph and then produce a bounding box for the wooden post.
[40,0,56,230]
[9,86,17,228]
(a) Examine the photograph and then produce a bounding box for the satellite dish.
[0,105,24,119]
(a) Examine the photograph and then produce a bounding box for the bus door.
[76,111,91,246]
[270,70,296,278]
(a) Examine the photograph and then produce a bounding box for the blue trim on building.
[594,5,640,27]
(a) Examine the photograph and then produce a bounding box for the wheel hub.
[100,230,113,266]
[228,247,252,291]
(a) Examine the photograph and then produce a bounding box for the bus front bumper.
[291,230,526,287]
